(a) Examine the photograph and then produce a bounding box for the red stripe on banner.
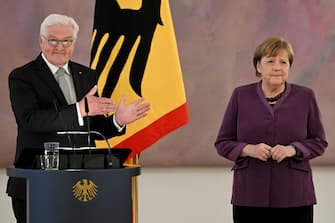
[115,103,189,159]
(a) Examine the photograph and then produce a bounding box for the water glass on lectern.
[40,142,60,170]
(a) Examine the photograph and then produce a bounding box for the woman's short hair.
[40,14,79,40]
[253,37,294,77]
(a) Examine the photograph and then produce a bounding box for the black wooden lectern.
[7,167,140,223]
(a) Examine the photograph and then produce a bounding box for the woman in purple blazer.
[215,37,328,223]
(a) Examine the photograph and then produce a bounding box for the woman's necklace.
[265,85,286,103]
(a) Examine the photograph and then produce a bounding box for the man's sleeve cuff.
[76,102,84,126]
[113,115,125,132]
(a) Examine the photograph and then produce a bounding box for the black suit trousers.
[11,197,26,223]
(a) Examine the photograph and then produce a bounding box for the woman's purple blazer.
[215,81,328,207]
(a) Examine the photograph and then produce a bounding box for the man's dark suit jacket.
[7,54,125,199]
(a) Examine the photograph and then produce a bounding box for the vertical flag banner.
[90,0,189,159]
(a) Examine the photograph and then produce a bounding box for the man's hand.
[115,96,150,126]
[79,86,116,117]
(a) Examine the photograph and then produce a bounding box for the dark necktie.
[55,68,76,104]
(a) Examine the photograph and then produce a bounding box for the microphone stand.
[57,131,114,168]
[84,97,93,168]
[84,97,91,148]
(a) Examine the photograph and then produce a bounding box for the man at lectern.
[7,13,150,223]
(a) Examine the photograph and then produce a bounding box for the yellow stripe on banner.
[117,0,141,10]
[91,29,97,48]
[97,35,126,97]
[90,32,110,72]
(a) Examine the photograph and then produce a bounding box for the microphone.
[57,131,114,168]
[53,99,75,149]
[84,97,91,148]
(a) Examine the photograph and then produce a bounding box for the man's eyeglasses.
[42,36,74,48]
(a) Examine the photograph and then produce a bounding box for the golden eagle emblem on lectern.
[72,179,98,202]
